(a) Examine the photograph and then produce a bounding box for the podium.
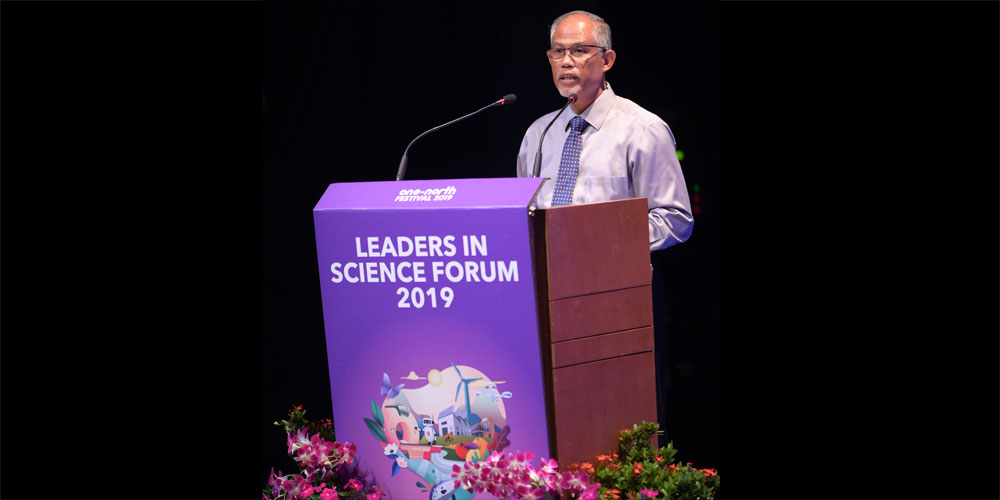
[313,178,655,500]
[530,197,657,467]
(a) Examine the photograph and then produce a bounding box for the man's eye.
[572,47,589,56]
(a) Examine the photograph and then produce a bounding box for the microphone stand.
[396,95,515,181]
[531,93,577,178]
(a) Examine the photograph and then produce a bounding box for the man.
[516,10,694,251]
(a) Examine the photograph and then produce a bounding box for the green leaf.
[364,417,387,442]
[372,400,384,427]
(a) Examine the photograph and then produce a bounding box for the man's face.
[549,15,615,109]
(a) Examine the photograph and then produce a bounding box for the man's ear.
[602,49,617,72]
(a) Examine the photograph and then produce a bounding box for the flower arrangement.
[450,451,600,500]
[265,405,385,500]
[565,422,720,500]
[264,406,718,500]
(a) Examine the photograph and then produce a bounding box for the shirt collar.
[565,82,616,132]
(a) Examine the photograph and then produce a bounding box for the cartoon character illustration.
[394,452,473,500]
[365,365,512,500]
[452,440,474,461]
[463,437,490,463]
[488,425,511,454]
[381,373,405,398]
[423,424,438,445]
[415,478,463,500]
[384,404,411,417]
[475,381,513,403]
[429,480,458,500]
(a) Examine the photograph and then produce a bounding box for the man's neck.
[570,81,607,115]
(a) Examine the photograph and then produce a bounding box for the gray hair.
[549,10,612,50]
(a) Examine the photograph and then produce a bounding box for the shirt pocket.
[578,175,630,204]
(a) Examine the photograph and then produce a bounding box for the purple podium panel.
[313,178,548,500]
[314,178,547,211]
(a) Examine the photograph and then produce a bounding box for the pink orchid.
[277,475,310,500]
[446,449,598,500]
[332,441,357,465]
[516,485,546,500]
[347,478,363,491]
[557,470,591,496]
[366,485,384,500]
[297,483,314,499]
[579,483,602,500]
[451,463,475,488]
[640,489,660,498]
[511,451,535,465]
[287,429,312,455]
[267,468,284,497]
[319,487,337,500]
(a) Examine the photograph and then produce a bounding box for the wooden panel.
[544,198,651,300]
[528,212,559,458]
[551,327,654,369]
[551,351,657,466]
[549,286,653,343]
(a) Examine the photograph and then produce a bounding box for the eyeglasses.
[546,44,606,61]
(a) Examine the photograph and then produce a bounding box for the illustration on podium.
[364,362,514,499]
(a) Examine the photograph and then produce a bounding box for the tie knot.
[570,116,587,134]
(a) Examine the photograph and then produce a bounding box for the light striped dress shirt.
[516,84,694,251]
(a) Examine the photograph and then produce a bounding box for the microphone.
[531,93,577,178]
[396,94,517,181]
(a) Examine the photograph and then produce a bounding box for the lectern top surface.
[314,178,545,211]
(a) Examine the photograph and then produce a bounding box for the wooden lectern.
[530,197,657,466]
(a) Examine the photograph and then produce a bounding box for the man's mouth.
[559,75,579,84]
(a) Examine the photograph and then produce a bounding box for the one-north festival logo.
[394,186,456,202]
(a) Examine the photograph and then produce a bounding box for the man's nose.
[560,54,575,68]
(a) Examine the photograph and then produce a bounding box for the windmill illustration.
[451,360,482,423]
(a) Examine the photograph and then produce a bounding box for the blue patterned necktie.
[551,115,588,207]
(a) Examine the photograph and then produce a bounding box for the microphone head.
[568,93,578,103]
[501,94,517,106]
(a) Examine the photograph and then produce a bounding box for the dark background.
[1,1,997,500]
[261,0,721,491]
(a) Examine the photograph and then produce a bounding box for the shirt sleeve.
[631,121,695,251]
[516,129,530,178]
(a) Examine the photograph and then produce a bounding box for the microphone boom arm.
[531,94,576,178]
[396,99,507,181]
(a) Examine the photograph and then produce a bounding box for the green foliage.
[371,400,384,427]
[364,418,386,442]
[568,421,719,500]
[274,405,309,433]
[364,400,387,442]
[273,404,336,442]
[618,421,668,465]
